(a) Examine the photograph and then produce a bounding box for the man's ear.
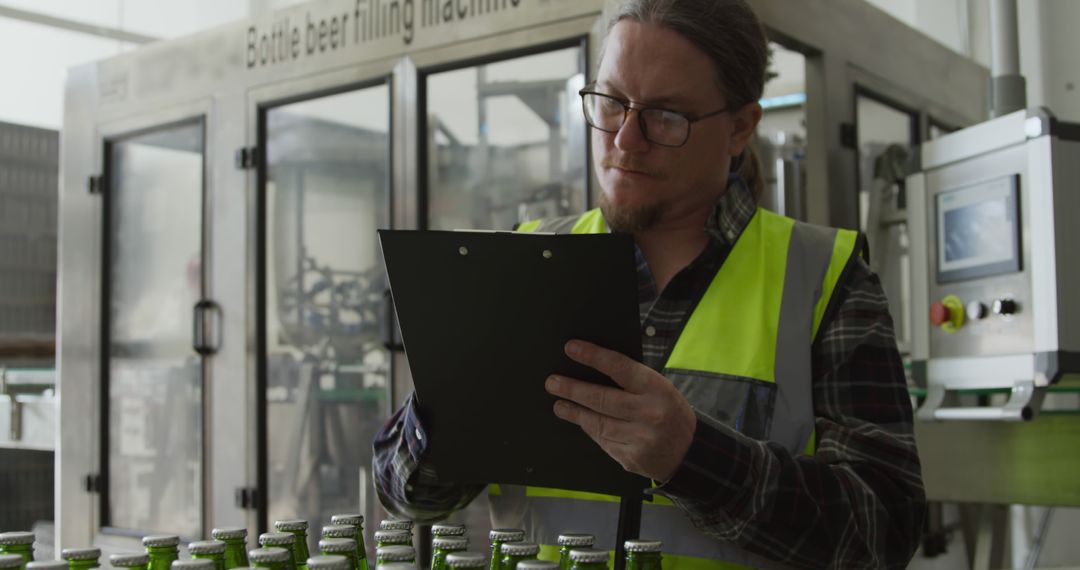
[728,102,763,156]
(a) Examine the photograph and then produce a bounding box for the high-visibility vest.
[497,208,862,570]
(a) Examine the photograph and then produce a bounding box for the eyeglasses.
[578,89,730,147]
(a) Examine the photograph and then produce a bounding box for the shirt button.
[726,229,736,241]
[645,325,657,337]
[415,427,424,441]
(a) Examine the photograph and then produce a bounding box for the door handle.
[193,299,223,356]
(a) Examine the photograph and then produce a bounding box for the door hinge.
[235,487,259,510]
[235,147,259,170]
[84,473,103,493]
[86,175,105,195]
[840,123,858,150]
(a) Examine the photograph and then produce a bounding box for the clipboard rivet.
[542,249,553,259]
[459,246,469,256]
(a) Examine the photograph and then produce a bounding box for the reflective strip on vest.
[506,208,860,569]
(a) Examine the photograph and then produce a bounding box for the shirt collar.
[704,175,758,246]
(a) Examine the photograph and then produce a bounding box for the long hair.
[606,0,770,199]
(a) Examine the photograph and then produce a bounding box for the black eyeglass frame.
[578,88,731,147]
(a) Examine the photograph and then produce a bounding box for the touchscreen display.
[936,175,1020,282]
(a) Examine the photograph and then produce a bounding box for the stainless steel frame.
[59,0,988,552]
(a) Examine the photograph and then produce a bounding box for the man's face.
[592,20,757,232]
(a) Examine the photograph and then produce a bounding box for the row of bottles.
[2,518,663,570]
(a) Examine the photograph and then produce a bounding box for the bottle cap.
[0,555,23,569]
[515,562,557,570]
[378,520,413,532]
[61,548,101,561]
[248,548,290,564]
[488,529,524,543]
[305,556,351,570]
[275,520,309,532]
[322,525,355,540]
[445,552,486,568]
[373,530,410,545]
[26,562,69,570]
[556,533,594,548]
[259,533,294,547]
[432,537,468,551]
[109,553,150,567]
[624,540,662,553]
[212,528,248,541]
[0,532,34,546]
[317,538,357,555]
[568,549,608,564]
[142,535,180,548]
[171,561,214,570]
[329,515,364,526]
[375,546,414,562]
[188,541,227,555]
[500,542,539,557]
[431,524,466,537]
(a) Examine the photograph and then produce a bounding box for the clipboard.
[379,229,649,496]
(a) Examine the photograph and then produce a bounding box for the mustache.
[602,158,659,178]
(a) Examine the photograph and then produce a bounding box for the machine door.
[102,119,209,538]
[423,43,588,230]
[259,82,392,544]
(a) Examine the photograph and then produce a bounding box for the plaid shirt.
[373,179,925,569]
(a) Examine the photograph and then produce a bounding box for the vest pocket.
[664,369,777,440]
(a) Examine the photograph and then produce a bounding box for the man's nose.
[613,109,650,152]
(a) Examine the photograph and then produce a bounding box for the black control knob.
[966,301,988,321]
[993,298,1018,316]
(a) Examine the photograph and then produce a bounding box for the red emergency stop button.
[930,302,951,326]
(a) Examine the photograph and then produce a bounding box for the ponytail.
[734,141,765,202]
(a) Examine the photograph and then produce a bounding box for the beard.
[599,190,665,233]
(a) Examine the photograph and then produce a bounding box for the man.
[374,0,925,568]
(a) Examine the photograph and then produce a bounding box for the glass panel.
[856,94,916,354]
[426,46,587,230]
[757,42,808,220]
[107,121,205,537]
[264,84,391,553]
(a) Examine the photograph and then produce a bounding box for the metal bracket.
[917,380,1045,422]
[84,473,102,493]
[235,146,258,170]
[235,487,259,510]
[86,175,105,194]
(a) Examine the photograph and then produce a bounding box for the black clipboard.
[380,229,649,496]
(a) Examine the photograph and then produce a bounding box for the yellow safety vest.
[499,208,861,570]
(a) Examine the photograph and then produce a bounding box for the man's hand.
[544,339,697,482]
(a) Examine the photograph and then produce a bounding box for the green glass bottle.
[248,548,291,570]
[0,554,24,570]
[60,548,101,570]
[328,515,368,570]
[567,549,607,570]
[143,535,180,570]
[622,541,661,570]
[374,546,414,566]
[171,561,214,570]
[303,556,349,570]
[259,534,297,570]
[377,520,413,538]
[431,524,466,539]
[25,561,68,570]
[274,521,311,570]
[212,528,250,569]
[0,531,34,566]
[189,541,228,570]
[372,531,410,549]
[109,553,150,570]
[430,537,467,570]
[317,538,359,570]
[555,534,593,570]
[487,529,524,570]
[499,542,538,570]
[515,561,557,570]
[444,552,485,570]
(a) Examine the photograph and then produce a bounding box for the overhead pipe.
[988,0,1027,117]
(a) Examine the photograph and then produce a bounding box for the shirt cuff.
[655,409,752,511]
